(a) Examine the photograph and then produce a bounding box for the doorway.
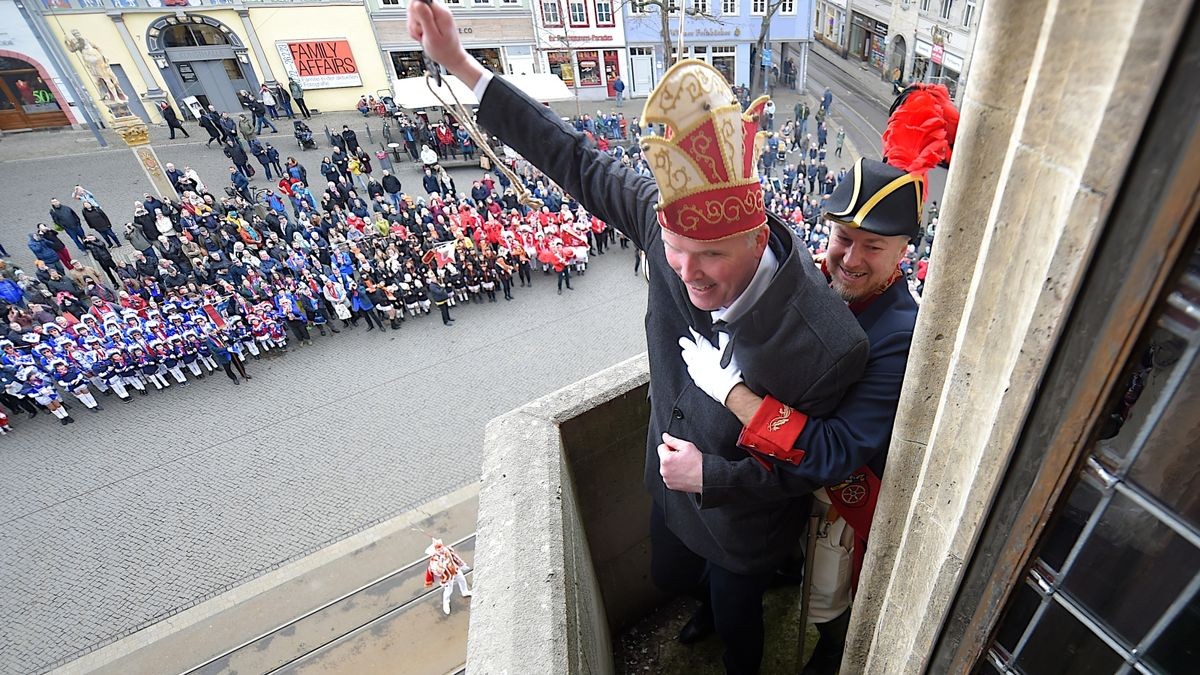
[148,14,256,115]
[629,47,654,98]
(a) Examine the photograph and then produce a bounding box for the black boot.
[677,602,714,645]
[800,609,851,675]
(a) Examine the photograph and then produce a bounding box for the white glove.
[679,328,743,406]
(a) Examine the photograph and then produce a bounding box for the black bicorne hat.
[823,84,959,241]
[824,157,924,240]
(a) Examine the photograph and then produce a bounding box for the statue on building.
[64,28,128,111]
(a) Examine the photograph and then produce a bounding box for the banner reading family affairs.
[275,39,362,90]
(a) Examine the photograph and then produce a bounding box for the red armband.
[736,395,809,470]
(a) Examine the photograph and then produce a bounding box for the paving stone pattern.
[0,118,650,674]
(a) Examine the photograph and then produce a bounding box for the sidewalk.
[807,39,897,112]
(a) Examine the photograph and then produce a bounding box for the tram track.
[179,533,477,675]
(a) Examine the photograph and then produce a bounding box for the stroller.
[294,120,317,150]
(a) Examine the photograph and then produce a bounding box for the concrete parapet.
[468,353,653,674]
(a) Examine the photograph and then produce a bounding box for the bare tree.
[623,0,724,71]
[748,0,790,98]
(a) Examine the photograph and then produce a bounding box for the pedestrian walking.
[158,100,190,139]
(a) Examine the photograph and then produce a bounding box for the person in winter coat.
[81,203,121,248]
[27,231,65,273]
[124,222,157,259]
[48,198,86,251]
[224,139,252,178]
[199,108,222,146]
[250,139,274,180]
[289,76,311,119]
[158,100,190,139]
[237,113,257,144]
[273,82,294,119]
[381,170,403,210]
[83,235,120,285]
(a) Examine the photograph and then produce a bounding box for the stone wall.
[845,0,1196,672]
[467,354,652,674]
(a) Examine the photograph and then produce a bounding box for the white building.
[532,0,628,101]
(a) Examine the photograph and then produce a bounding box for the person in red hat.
[411,4,870,672]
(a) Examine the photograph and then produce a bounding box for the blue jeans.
[388,192,403,210]
[615,89,624,106]
[64,227,86,251]
[266,104,279,120]
[255,114,277,134]
[280,100,294,118]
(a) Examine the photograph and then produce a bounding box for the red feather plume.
[881,84,959,199]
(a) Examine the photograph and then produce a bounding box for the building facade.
[27,0,390,125]
[368,0,538,86]
[814,0,848,52]
[889,0,982,100]
[843,0,893,76]
[531,0,627,102]
[622,0,813,99]
[1,0,81,130]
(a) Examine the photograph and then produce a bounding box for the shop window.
[468,48,504,72]
[576,51,602,86]
[541,0,563,26]
[596,0,615,26]
[722,0,738,15]
[391,50,427,79]
[569,0,588,26]
[548,50,575,86]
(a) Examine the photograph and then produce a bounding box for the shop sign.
[931,43,944,65]
[943,52,964,71]
[549,34,615,43]
[275,39,362,89]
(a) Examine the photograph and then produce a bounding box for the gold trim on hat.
[828,158,863,218]
[847,173,924,230]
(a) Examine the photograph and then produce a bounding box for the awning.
[392,75,478,110]
[392,72,576,109]
[503,74,574,102]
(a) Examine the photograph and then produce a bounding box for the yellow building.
[32,0,390,124]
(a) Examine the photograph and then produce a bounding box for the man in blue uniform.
[411,4,872,672]
[683,85,958,674]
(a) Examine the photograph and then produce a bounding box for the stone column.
[108,13,166,102]
[238,9,277,87]
[113,120,178,198]
[842,0,1195,672]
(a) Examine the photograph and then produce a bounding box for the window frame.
[595,0,615,26]
[568,0,590,26]
[751,0,767,17]
[540,0,563,27]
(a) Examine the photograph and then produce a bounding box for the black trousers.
[518,262,531,285]
[168,120,190,139]
[295,98,311,118]
[2,392,39,415]
[220,358,248,381]
[437,302,452,325]
[288,318,310,342]
[650,502,773,675]
[557,267,572,290]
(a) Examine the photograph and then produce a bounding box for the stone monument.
[65,29,175,197]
